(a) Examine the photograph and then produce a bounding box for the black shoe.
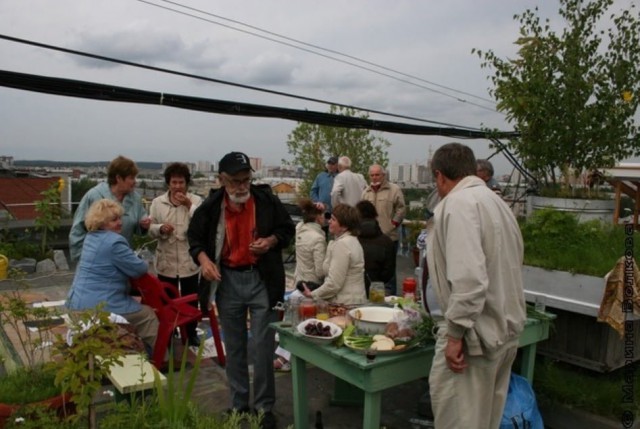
[259,411,276,429]
[187,334,201,347]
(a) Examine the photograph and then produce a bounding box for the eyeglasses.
[224,176,253,187]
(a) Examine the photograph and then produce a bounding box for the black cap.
[327,156,338,165]
[218,152,254,175]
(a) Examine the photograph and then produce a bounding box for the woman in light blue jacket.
[69,155,150,262]
[66,199,158,353]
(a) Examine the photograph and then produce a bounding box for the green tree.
[34,181,63,258]
[474,0,640,188]
[285,105,391,196]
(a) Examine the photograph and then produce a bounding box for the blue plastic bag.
[500,373,544,429]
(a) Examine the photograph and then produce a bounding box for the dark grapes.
[304,321,333,337]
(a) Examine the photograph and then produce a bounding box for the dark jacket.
[188,184,295,308]
[357,218,396,292]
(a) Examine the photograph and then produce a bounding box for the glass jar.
[298,298,317,320]
[369,282,386,304]
[316,300,330,320]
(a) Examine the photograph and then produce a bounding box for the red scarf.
[221,195,257,266]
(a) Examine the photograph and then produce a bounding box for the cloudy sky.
[0,0,605,174]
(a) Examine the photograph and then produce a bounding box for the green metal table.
[272,316,552,429]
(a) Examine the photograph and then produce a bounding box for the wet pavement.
[0,253,432,429]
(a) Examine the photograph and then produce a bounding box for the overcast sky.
[0,0,622,175]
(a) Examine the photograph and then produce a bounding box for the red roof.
[0,177,60,220]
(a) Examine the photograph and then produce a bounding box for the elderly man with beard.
[188,152,294,429]
[361,164,405,295]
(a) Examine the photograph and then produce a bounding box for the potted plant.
[519,209,640,425]
[474,0,640,206]
[51,307,128,429]
[404,220,425,267]
[0,269,71,428]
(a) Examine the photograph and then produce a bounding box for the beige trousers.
[429,328,517,429]
[123,304,159,352]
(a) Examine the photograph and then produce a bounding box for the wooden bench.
[106,354,166,400]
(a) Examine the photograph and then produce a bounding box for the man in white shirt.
[330,156,366,208]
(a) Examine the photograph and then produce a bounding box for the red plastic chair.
[130,273,226,369]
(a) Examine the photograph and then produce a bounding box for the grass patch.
[520,208,640,276]
[533,357,640,419]
[0,365,61,404]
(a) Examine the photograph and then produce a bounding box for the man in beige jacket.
[426,143,526,428]
[361,164,405,295]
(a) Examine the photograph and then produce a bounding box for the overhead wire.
[153,0,496,105]
[0,33,486,131]
[136,0,498,113]
[0,69,519,140]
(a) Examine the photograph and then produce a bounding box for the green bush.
[521,208,640,276]
[0,366,60,404]
[0,240,40,261]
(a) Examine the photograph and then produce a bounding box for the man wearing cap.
[310,156,338,219]
[188,152,294,429]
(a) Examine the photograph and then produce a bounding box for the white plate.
[296,319,343,345]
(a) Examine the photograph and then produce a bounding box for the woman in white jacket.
[293,198,327,286]
[274,198,327,371]
[149,162,203,346]
[302,203,367,305]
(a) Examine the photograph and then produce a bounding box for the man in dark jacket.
[188,152,294,429]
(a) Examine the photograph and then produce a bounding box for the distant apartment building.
[161,162,196,174]
[389,162,431,185]
[196,160,213,173]
[249,157,262,172]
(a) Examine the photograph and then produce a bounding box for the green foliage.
[34,181,64,257]
[404,220,425,248]
[474,0,640,187]
[132,234,158,253]
[0,239,40,262]
[402,188,431,203]
[285,105,390,196]
[5,404,80,429]
[51,306,126,423]
[535,358,640,419]
[520,208,640,276]
[0,365,59,405]
[154,344,203,424]
[99,400,267,429]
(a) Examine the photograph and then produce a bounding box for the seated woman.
[355,200,396,296]
[301,203,367,305]
[66,199,158,356]
[274,198,327,372]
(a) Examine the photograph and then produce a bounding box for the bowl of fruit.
[297,318,343,345]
